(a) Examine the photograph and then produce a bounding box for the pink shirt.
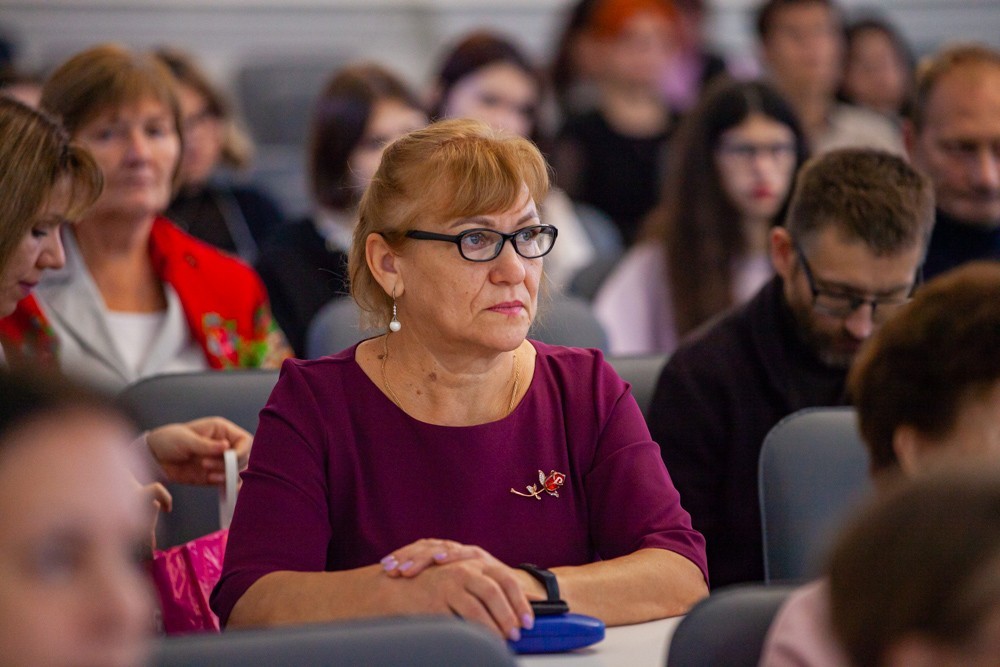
[759,580,850,666]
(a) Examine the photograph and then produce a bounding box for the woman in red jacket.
[0,44,291,391]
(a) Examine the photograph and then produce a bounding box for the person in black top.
[255,63,426,356]
[551,0,677,246]
[647,149,934,587]
[905,44,1000,280]
[157,48,284,263]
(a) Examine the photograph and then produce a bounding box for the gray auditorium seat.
[666,584,795,667]
[305,294,609,359]
[606,354,668,419]
[758,407,873,583]
[117,370,279,548]
[151,616,516,667]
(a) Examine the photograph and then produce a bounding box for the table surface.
[518,616,682,667]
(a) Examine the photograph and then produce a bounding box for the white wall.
[5,0,1000,90]
[5,0,998,215]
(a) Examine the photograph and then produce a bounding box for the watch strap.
[518,563,569,615]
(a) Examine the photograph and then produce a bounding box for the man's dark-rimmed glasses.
[794,241,919,323]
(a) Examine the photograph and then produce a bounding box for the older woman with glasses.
[212,119,708,639]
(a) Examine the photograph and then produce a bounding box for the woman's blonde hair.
[0,97,102,273]
[40,43,183,187]
[349,118,550,328]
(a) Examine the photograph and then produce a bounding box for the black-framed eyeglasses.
[794,242,920,323]
[716,141,797,163]
[405,224,558,262]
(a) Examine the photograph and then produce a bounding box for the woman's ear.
[365,232,405,298]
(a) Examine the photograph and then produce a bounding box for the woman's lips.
[18,281,37,297]
[488,301,524,316]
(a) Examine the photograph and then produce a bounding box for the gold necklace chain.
[380,333,520,417]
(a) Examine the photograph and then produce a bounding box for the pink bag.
[149,528,229,634]
[148,450,238,635]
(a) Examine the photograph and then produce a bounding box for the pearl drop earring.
[389,287,401,332]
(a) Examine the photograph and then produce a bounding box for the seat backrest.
[531,294,609,352]
[573,201,624,263]
[117,370,279,547]
[304,297,382,359]
[568,255,621,302]
[236,58,344,147]
[606,354,668,419]
[150,616,517,667]
[666,584,795,667]
[305,294,609,358]
[758,407,873,583]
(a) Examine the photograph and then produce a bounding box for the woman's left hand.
[381,538,508,579]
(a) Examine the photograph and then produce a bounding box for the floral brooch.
[511,470,567,500]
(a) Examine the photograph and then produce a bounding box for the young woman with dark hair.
[594,78,806,355]
[429,31,600,290]
[255,63,427,355]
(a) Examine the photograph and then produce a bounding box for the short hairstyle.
[308,63,422,212]
[40,43,181,140]
[644,77,806,336]
[431,31,543,142]
[349,118,550,328]
[756,0,838,41]
[0,97,102,273]
[848,262,1000,473]
[828,467,1000,667]
[911,43,1000,132]
[587,0,676,39]
[840,16,915,116]
[784,148,934,255]
[154,47,254,170]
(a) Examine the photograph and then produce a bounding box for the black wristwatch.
[518,563,570,616]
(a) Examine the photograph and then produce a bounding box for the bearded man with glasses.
[647,148,934,588]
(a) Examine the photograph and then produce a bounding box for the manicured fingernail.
[521,613,534,630]
[508,627,521,642]
[433,552,448,561]
[381,556,397,571]
[399,560,414,572]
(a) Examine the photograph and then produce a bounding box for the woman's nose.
[38,227,66,270]
[490,239,527,284]
[124,127,152,161]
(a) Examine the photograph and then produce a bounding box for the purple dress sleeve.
[210,342,707,626]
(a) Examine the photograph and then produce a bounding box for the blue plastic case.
[508,613,606,654]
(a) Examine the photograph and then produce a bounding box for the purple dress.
[211,341,707,625]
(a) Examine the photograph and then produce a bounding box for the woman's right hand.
[379,540,536,640]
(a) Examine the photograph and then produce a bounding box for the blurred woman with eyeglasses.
[156,48,285,263]
[594,79,807,355]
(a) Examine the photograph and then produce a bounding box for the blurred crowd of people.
[2,0,1000,665]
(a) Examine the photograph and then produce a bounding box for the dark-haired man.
[756,0,902,155]
[648,149,934,586]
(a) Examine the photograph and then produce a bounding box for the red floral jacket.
[0,217,291,371]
